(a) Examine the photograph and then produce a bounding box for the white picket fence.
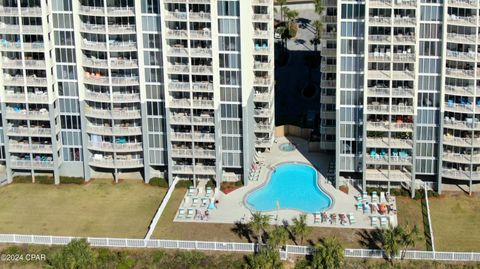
[0,234,479,262]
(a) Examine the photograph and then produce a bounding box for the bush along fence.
[0,234,479,262]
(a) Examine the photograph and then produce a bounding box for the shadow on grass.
[357,229,383,249]
[231,221,252,243]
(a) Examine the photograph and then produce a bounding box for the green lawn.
[395,197,427,250]
[0,180,166,238]
[429,194,480,251]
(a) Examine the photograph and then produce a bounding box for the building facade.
[321,0,480,194]
[0,0,274,186]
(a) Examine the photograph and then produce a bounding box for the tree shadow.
[356,229,382,249]
[281,219,297,245]
[231,221,252,243]
[296,18,311,29]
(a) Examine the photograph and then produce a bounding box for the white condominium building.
[321,0,480,195]
[0,0,274,186]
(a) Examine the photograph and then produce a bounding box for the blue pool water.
[246,163,332,213]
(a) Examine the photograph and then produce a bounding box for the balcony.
[192,99,214,108]
[193,116,214,125]
[393,17,416,26]
[254,92,272,102]
[442,168,471,180]
[195,165,216,175]
[254,45,271,55]
[252,0,272,5]
[167,64,189,73]
[368,16,391,26]
[111,76,139,85]
[393,34,415,44]
[110,59,138,68]
[255,137,273,148]
[253,76,272,86]
[85,108,142,119]
[109,24,136,34]
[191,65,213,74]
[445,68,474,79]
[170,115,192,125]
[9,143,53,154]
[170,98,191,107]
[195,149,216,158]
[167,46,188,56]
[366,122,414,132]
[254,61,272,70]
[447,0,477,8]
[446,32,476,44]
[365,169,412,182]
[10,159,54,169]
[443,135,472,147]
[109,41,137,51]
[89,158,144,168]
[189,12,211,21]
[79,5,104,15]
[166,29,188,38]
[443,153,471,164]
[171,148,193,157]
[253,13,271,21]
[444,101,474,113]
[191,48,212,57]
[106,6,135,16]
[172,165,194,174]
[254,29,271,38]
[254,108,272,117]
[86,125,142,136]
[190,30,211,39]
[446,50,476,61]
[5,109,49,120]
[171,132,193,141]
[80,23,106,34]
[6,126,52,137]
[255,123,274,133]
[193,132,215,141]
[165,11,187,20]
[445,85,474,96]
[89,142,143,152]
[368,35,391,43]
[447,14,477,26]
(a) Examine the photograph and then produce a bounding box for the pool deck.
[174,136,398,229]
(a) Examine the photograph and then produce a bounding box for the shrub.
[176,180,193,188]
[221,181,243,194]
[339,185,349,194]
[206,179,216,188]
[12,175,33,183]
[60,176,84,185]
[288,22,299,38]
[149,177,168,188]
[36,176,54,184]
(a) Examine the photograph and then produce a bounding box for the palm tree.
[380,225,405,264]
[249,212,271,244]
[267,226,288,250]
[401,225,421,260]
[245,247,283,269]
[275,0,287,22]
[311,236,344,269]
[313,0,324,17]
[292,214,311,245]
[312,20,323,52]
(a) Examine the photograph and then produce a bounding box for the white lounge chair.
[177,208,185,219]
[201,198,209,207]
[380,216,388,228]
[348,213,356,225]
[380,192,386,203]
[192,198,200,207]
[187,186,197,196]
[186,208,195,219]
[205,186,213,197]
[313,212,321,224]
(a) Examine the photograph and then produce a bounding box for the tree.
[267,226,289,250]
[249,212,271,244]
[46,239,97,269]
[401,225,421,260]
[244,247,283,269]
[275,0,287,22]
[313,0,324,17]
[292,214,311,245]
[380,225,405,264]
[311,236,344,269]
[312,20,323,52]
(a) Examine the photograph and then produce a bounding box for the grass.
[429,193,480,252]
[0,179,166,238]
[395,196,426,250]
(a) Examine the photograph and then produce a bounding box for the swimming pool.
[245,163,332,213]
